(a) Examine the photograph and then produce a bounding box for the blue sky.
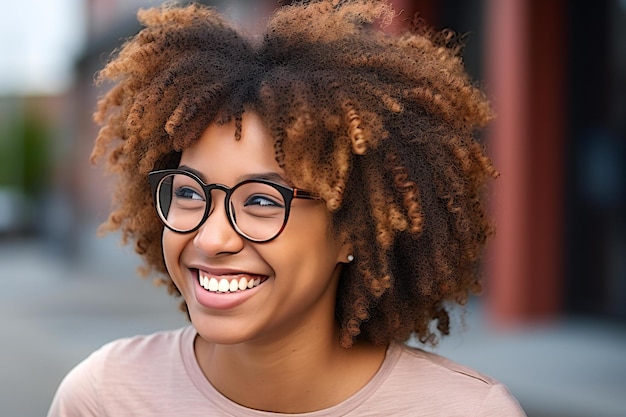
[0,0,86,95]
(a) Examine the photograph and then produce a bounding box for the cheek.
[162,230,187,278]
[278,210,342,271]
[299,209,339,252]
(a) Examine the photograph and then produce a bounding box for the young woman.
[48,1,526,415]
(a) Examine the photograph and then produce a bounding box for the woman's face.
[162,112,348,346]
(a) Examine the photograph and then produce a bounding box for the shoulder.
[369,343,526,416]
[98,326,190,364]
[47,327,194,417]
[80,326,191,380]
[395,343,500,385]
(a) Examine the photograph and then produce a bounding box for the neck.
[194,325,386,413]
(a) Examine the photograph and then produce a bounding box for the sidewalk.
[1,236,625,417]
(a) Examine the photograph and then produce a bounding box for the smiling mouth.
[196,270,267,293]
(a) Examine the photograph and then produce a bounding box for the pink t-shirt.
[48,326,526,416]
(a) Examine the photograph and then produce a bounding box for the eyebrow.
[177,165,291,186]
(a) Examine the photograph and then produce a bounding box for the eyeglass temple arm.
[293,189,318,200]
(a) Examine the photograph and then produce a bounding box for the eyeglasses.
[149,169,317,242]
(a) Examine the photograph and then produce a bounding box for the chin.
[189,312,263,346]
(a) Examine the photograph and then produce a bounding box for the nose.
[192,191,244,256]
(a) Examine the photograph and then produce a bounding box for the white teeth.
[198,272,264,293]
[218,279,230,292]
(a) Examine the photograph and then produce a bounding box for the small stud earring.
[347,255,354,262]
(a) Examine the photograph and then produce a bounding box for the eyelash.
[245,195,283,208]
[174,187,204,200]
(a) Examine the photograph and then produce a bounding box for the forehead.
[179,112,284,185]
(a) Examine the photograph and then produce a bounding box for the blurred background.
[0,0,625,416]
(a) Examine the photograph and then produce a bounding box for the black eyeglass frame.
[148,169,318,243]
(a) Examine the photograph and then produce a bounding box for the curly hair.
[92,0,497,348]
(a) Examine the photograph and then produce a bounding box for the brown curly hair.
[92,0,497,348]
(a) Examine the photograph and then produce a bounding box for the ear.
[336,231,354,264]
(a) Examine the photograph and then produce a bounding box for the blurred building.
[49,0,626,327]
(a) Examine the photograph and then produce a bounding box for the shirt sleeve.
[47,351,102,417]
[477,383,527,417]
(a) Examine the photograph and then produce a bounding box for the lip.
[189,267,268,310]
[188,263,261,275]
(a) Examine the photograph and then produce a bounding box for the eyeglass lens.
[156,173,288,241]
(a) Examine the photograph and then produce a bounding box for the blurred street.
[1,235,625,417]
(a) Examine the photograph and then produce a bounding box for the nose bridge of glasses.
[191,183,238,241]
[203,183,233,215]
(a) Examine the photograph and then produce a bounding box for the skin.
[162,111,387,413]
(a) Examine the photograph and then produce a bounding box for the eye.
[174,186,204,201]
[244,194,284,208]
